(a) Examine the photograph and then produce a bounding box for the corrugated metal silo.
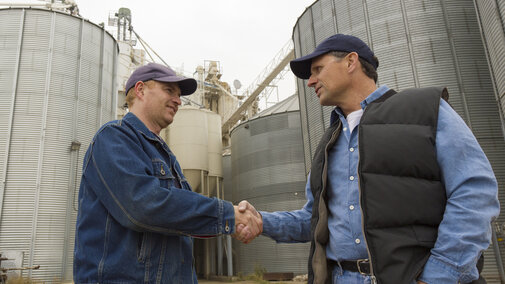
[230,94,310,275]
[0,7,118,281]
[473,0,505,128]
[293,0,505,281]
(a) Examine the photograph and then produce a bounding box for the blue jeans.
[332,266,417,284]
[331,266,372,284]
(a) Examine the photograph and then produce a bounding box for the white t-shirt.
[346,108,364,133]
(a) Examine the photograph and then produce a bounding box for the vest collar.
[330,85,391,125]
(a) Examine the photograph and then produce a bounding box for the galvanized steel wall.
[293,0,505,282]
[0,8,117,281]
[222,154,233,206]
[473,1,505,280]
[474,0,505,133]
[230,111,309,275]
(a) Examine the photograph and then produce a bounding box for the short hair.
[125,80,157,108]
[331,51,379,83]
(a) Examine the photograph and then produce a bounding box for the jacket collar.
[122,112,159,141]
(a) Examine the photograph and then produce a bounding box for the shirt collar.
[330,85,390,125]
[360,84,390,108]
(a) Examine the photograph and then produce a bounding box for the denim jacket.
[74,112,235,283]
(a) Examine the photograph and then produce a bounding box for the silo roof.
[253,94,299,119]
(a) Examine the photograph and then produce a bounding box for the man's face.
[143,80,181,129]
[307,53,350,106]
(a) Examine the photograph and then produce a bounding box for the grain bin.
[230,94,309,275]
[0,7,118,281]
[293,0,505,280]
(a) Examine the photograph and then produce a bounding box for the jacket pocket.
[137,232,149,262]
[152,159,175,188]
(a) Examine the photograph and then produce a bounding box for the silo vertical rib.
[309,7,326,131]
[61,16,85,279]
[70,18,84,211]
[361,0,374,53]
[400,0,420,88]
[499,0,505,32]
[330,0,337,34]
[0,9,25,222]
[295,25,312,173]
[440,0,472,127]
[29,10,56,274]
[97,28,105,128]
[473,0,505,136]
[111,39,118,117]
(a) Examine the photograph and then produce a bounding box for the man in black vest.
[237,34,499,284]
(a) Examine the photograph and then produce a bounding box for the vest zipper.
[323,127,341,193]
[315,124,341,284]
[357,109,377,283]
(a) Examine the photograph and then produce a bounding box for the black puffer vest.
[307,87,448,284]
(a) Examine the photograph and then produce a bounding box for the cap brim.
[290,49,327,79]
[155,75,197,96]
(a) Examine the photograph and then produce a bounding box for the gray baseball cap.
[125,63,197,96]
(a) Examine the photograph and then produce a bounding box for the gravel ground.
[199,280,307,284]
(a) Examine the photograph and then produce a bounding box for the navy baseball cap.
[125,62,197,96]
[290,34,378,79]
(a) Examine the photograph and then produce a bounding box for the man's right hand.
[233,200,262,244]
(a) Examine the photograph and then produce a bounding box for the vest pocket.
[411,224,437,246]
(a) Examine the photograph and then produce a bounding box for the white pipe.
[491,225,505,284]
[0,2,47,6]
[217,236,223,275]
[226,235,233,276]
[0,2,73,9]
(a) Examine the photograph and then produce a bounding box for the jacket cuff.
[418,255,478,284]
[259,211,275,237]
[219,199,235,235]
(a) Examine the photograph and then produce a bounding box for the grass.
[237,264,269,284]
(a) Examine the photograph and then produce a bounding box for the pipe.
[226,235,233,276]
[205,239,211,278]
[217,236,223,275]
[492,224,505,284]
[0,2,46,6]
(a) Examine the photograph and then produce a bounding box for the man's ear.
[347,52,359,72]
[134,81,145,100]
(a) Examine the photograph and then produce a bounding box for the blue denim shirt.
[74,112,235,283]
[261,86,499,283]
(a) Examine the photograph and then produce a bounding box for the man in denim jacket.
[73,63,262,283]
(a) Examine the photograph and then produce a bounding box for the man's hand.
[417,281,427,284]
[232,200,262,244]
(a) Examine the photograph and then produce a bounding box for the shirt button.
[349,147,355,152]
[349,205,355,210]
[349,176,355,181]
[343,127,348,131]
[355,238,361,244]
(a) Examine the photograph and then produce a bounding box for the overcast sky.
[75,0,315,107]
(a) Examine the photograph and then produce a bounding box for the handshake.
[233,200,263,244]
